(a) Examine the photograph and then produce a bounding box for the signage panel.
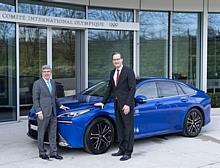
[0,11,139,31]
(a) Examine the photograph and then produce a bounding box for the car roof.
[136,77,177,83]
[136,77,194,88]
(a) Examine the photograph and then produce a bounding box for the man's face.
[112,53,123,69]
[42,68,52,80]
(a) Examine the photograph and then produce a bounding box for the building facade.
[0,0,220,122]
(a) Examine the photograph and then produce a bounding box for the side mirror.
[135,95,147,104]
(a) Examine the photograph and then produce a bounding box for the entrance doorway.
[19,26,76,115]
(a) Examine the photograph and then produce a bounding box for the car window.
[176,84,185,95]
[157,81,178,97]
[179,83,195,95]
[81,81,108,97]
[135,82,158,99]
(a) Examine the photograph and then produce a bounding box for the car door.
[134,80,185,138]
[154,81,186,131]
[134,81,160,137]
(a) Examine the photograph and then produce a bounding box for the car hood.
[56,94,103,115]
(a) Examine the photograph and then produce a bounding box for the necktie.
[47,80,52,94]
[116,69,120,86]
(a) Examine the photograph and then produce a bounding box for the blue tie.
[47,80,52,94]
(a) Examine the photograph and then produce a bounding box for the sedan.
[28,78,211,154]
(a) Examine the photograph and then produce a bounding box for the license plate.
[30,124,38,131]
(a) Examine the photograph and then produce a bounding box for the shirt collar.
[116,65,123,71]
[43,78,50,83]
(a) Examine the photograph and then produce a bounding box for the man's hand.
[60,105,70,110]
[122,105,130,115]
[94,102,104,109]
[37,111,43,120]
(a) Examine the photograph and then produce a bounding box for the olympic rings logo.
[109,22,118,28]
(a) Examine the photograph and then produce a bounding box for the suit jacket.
[32,78,58,117]
[102,65,136,110]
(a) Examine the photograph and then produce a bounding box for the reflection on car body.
[28,78,211,154]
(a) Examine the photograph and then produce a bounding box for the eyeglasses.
[112,58,121,61]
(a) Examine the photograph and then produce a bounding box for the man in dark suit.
[32,65,69,160]
[95,52,136,161]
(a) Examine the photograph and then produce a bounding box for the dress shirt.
[114,65,123,86]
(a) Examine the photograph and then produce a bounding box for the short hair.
[41,65,51,71]
[112,51,122,59]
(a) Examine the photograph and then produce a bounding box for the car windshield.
[81,79,144,97]
[81,81,108,97]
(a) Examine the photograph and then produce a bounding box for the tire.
[183,108,204,137]
[84,117,115,154]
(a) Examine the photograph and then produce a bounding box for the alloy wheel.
[183,108,203,137]
[84,117,115,154]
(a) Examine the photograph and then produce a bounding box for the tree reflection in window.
[18,0,85,19]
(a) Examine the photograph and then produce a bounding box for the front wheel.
[84,117,115,154]
[183,108,203,137]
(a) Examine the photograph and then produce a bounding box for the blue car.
[28,78,211,154]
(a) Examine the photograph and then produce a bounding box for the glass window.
[207,14,220,107]
[52,29,76,97]
[157,81,178,97]
[139,11,168,77]
[88,29,133,85]
[135,82,158,99]
[176,84,185,95]
[179,83,195,95]
[88,8,133,85]
[19,26,47,115]
[88,7,133,22]
[172,12,200,87]
[0,0,15,12]
[18,0,85,19]
[0,22,16,122]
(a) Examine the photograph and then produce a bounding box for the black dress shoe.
[120,154,131,161]
[39,154,49,160]
[50,154,63,160]
[111,151,124,156]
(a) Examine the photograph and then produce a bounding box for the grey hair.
[41,65,52,71]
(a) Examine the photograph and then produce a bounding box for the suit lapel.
[40,78,52,96]
[51,80,55,96]
[110,69,116,87]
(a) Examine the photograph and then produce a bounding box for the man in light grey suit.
[32,65,69,160]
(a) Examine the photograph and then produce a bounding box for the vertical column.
[200,0,208,91]
[16,23,19,121]
[133,9,139,77]
[76,6,88,92]
[16,0,20,121]
[196,13,202,88]
[168,12,173,79]
[84,6,89,89]
[83,29,88,90]
[47,27,52,72]
[75,29,88,93]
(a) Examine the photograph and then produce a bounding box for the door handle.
[134,109,140,116]
[155,102,162,106]
[181,97,189,102]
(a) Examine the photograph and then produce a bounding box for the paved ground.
[0,109,220,168]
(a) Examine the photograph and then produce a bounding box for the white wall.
[209,0,220,12]
[141,0,173,11]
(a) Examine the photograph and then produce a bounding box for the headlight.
[57,109,90,118]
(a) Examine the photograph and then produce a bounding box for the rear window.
[179,83,195,95]
[157,81,178,97]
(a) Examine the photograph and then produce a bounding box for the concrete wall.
[44,0,215,12]
[209,0,220,12]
